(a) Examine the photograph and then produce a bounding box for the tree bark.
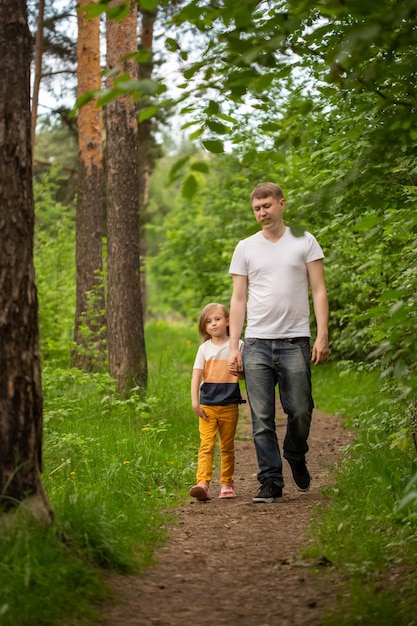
[138,9,156,211]
[73,0,106,371]
[0,0,53,522]
[106,0,147,391]
[31,0,45,155]
[138,9,157,313]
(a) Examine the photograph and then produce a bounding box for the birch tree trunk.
[0,0,53,522]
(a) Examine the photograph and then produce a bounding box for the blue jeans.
[243,338,314,487]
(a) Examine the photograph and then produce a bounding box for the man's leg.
[243,338,284,488]
[277,338,313,491]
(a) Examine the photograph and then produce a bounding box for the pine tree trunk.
[138,9,156,210]
[73,0,106,371]
[138,9,157,313]
[0,0,53,522]
[106,0,147,391]
[31,0,45,154]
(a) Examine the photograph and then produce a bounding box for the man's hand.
[311,335,329,365]
[228,347,243,376]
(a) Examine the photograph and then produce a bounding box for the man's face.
[252,195,285,226]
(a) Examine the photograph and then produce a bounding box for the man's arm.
[228,273,248,374]
[307,259,329,365]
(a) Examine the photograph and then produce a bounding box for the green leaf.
[190,161,210,173]
[189,128,205,140]
[202,139,224,154]
[75,91,95,109]
[183,66,200,80]
[174,2,204,25]
[169,156,190,179]
[206,120,230,135]
[138,105,159,123]
[260,121,279,132]
[181,120,199,130]
[132,49,152,64]
[300,99,314,115]
[390,300,405,315]
[345,128,363,140]
[182,174,199,199]
[77,4,104,18]
[165,38,180,52]
[216,112,238,124]
[234,6,254,28]
[97,88,122,107]
[254,73,275,92]
[180,105,197,116]
[206,100,220,115]
[107,4,130,20]
[242,47,263,65]
[241,149,257,166]
[139,0,159,10]
[355,214,380,231]
[379,289,407,302]
[288,223,306,237]
[114,78,160,95]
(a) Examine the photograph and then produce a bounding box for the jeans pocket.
[287,337,310,347]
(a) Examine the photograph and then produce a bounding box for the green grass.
[311,360,384,417]
[309,361,417,625]
[0,321,200,625]
[0,519,107,626]
[1,331,417,625]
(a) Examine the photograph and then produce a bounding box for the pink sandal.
[219,484,236,499]
[189,483,212,501]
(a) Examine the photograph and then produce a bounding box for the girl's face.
[205,307,229,340]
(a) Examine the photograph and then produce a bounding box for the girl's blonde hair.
[198,302,229,342]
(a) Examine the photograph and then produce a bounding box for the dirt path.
[97,405,352,626]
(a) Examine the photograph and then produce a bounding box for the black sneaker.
[288,459,311,492]
[252,478,283,503]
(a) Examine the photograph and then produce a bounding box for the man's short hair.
[250,182,284,202]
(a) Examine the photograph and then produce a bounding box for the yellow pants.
[197,403,239,486]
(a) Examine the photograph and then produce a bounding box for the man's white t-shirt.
[229,227,324,339]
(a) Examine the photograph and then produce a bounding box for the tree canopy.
[144,0,417,401]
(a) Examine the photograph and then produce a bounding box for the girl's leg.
[217,404,239,485]
[196,405,218,485]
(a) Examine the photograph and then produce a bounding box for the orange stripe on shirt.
[203,359,237,384]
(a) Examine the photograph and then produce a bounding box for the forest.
[1,0,417,624]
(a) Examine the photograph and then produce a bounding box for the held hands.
[311,334,329,365]
[227,348,244,377]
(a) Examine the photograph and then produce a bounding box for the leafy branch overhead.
[78,0,416,149]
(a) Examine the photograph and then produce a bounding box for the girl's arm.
[191,368,209,420]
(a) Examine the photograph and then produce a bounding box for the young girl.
[190,303,244,501]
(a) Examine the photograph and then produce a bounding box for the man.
[228,182,329,503]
